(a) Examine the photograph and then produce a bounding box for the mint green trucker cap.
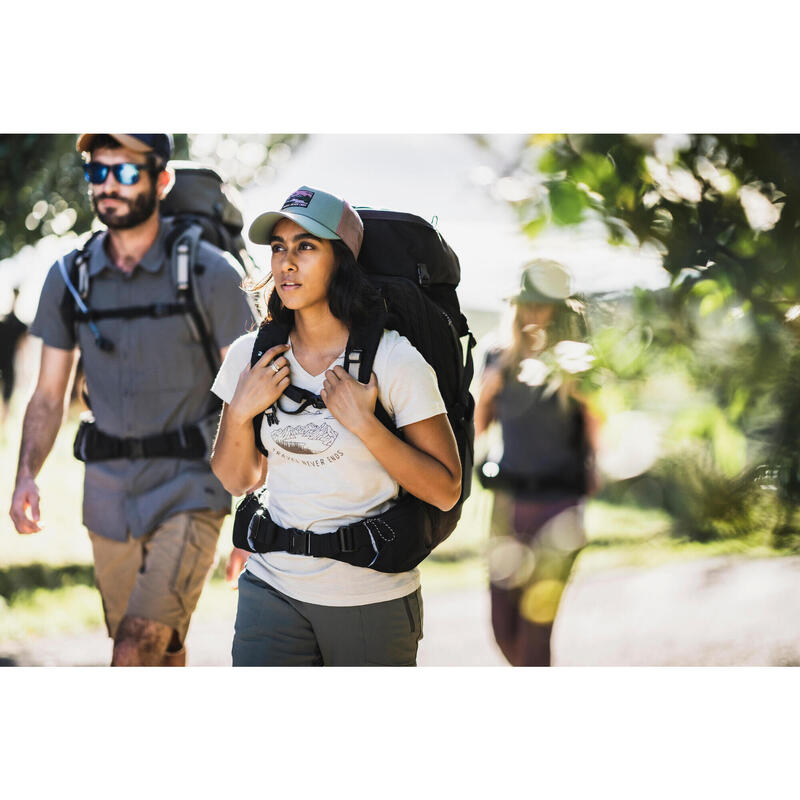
[248,185,364,258]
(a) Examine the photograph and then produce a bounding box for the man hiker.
[9,134,254,666]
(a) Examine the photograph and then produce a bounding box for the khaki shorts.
[88,509,226,645]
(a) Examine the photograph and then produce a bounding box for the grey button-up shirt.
[30,219,255,540]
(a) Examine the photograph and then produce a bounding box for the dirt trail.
[4,554,800,666]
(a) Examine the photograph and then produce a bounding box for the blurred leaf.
[530,134,562,148]
[728,387,750,422]
[691,279,721,297]
[548,181,585,225]
[699,291,725,316]
[523,215,547,239]
[538,148,563,174]
[712,415,747,477]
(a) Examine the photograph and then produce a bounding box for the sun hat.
[248,185,364,258]
[76,134,174,164]
[508,258,574,304]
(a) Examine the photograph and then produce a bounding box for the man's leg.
[112,616,174,666]
[89,529,185,666]
[117,509,224,666]
[88,529,145,645]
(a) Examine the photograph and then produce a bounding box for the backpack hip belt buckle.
[151,303,172,318]
[288,529,312,556]
[125,437,145,460]
[337,526,356,553]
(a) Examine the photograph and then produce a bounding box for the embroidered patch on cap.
[282,189,315,209]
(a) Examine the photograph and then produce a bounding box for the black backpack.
[232,209,476,573]
[60,161,255,463]
[160,160,258,283]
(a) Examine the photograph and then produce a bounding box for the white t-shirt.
[211,328,447,606]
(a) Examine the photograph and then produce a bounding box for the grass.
[0,386,793,644]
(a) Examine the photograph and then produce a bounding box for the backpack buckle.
[125,437,145,459]
[337,527,356,553]
[288,529,312,556]
[345,348,362,380]
[151,303,172,318]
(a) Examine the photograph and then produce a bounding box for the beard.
[91,182,158,229]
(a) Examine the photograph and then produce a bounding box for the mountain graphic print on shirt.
[271,419,339,455]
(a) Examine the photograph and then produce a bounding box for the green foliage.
[655,452,777,542]
[0,563,95,601]
[0,134,93,260]
[547,180,586,225]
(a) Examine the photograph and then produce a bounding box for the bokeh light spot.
[520,579,564,625]
[487,537,536,589]
[539,507,586,553]
[268,143,292,166]
[597,411,661,481]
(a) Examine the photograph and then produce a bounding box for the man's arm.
[9,344,79,534]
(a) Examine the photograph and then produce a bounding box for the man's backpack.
[160,160,258,285]
[60,161,254,463]
[232,209,476,573]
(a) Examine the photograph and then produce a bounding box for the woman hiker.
[475,259,598,666]
[210,186,461,666]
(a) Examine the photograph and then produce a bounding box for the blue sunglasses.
[83,161,154,186]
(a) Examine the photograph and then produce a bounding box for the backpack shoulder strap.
[251,320,292,457]
[58,232,112,351]
[168,220,220,376]
[344,309,396,434]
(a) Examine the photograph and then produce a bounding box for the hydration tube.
[58,256,113,351]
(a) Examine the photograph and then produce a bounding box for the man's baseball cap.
[248,186,364,259]
[76,134,173,164]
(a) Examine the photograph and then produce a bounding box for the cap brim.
[76,134,152,154]
[248,211,341,245]
[507,289,563,304]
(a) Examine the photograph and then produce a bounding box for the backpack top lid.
[355,209,461,287]
[161,161,244,231]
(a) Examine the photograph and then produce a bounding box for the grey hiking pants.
[232,569,423,666]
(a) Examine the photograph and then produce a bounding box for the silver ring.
[271,361,281,374]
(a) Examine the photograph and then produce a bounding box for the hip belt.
[233,493,435,573]
[478,458,586,496]
[73,418,208,462]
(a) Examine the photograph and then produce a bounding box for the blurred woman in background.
[474,259,597,666]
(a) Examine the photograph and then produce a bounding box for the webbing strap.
[73,302,190,321]
[245,508,365,558]
[73,419,208,462]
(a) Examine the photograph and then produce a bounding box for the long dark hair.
[259,239,379,330]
